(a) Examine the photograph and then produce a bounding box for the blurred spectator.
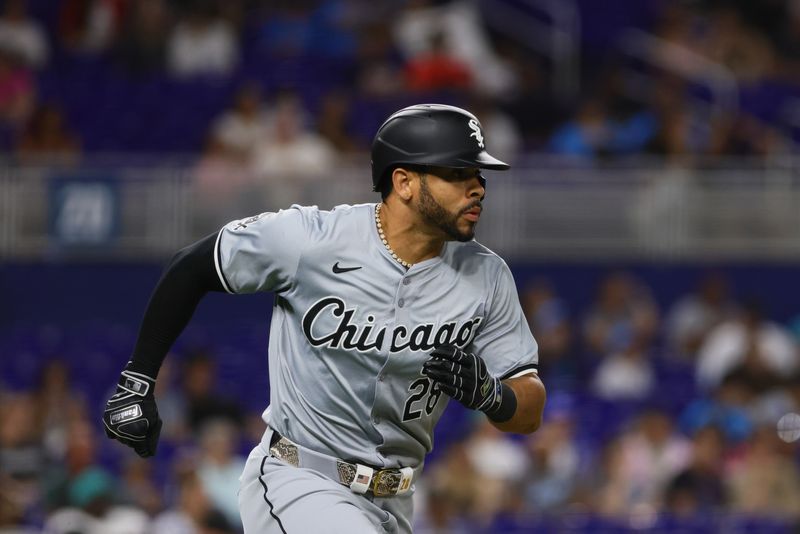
[32,359,87,460]
[549,76,657,160]
[354,20,404,97]
[0,488,38,532]
[709,113,789,158]
[594,409,691,516]
[419,418,528,528]
[591,334,655,401]
[15,103,82,164]
[393,0,516,96]
[117,457,163,517]
[44,467,150,534]
[462,419,529,522]
[702,6,775,84]
[520,394,582,513]
[548,98,613,159]
[181,350,244,434]
[665,272,737,360]
[0,48,35,127]
[0,392,46,524]
[663,425,728,517]
[751,369,800,428]
[153,357,190,445]
[113,0,169,76]
[417,440,480,532]
[412,484,472,534]
[773,0,800,83]
[643,75,716,162]
[696,299,798,390]
[255,0,314,58]
[679,368,755,445]
[167,3,238,78]
[191,136,256,233]
[305,0,360,59]
[210,82,271,162]
[252,90,337,179]
[151,468,233,534]
[582,271,659,358]
[255,0,361,59]
[195,418,245,529]
[0,0,49,69]
[43,419,104,511]
[600,65,660,155]
[403,30,472,92]
[521,279,572,384]
[315,90,360,153]
[58,0,126,56]
[501,56,562,149]
[727,425,800,519]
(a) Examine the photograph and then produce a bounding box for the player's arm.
[490,373,546,434]
[423,346,546,435]
[102,232,226,457]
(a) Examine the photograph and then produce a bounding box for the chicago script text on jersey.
[302,296,483,353]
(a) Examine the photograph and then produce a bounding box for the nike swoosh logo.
[332,262,362,274]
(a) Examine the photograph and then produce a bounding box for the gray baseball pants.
[238,429,413,533]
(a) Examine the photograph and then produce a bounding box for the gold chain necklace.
[375,203,414,269]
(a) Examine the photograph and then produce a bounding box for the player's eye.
[438,168,480,182]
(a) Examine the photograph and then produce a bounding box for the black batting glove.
[422,345,503,415]
[102,364,162,458]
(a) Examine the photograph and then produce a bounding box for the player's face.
[415,167,485,242]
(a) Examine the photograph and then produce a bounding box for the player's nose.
[467,175,485,199]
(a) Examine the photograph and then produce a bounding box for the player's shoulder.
[443,240,510,275]
[292,202,372,229]
[271,202,370,226]
[275,203,375,244]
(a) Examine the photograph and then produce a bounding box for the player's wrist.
[114,362,157,397]
[484,381,517,423]
[124,357,161,382]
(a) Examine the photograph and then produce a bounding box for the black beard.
[418,177,478,242]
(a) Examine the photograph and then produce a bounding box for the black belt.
[267,429,415,497]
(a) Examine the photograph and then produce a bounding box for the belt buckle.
[371,469,399,497]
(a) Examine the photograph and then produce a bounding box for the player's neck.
[377,201,445,266]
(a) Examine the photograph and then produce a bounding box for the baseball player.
[103,103,546,533]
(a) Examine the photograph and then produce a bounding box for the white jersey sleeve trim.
[214,228,234,294]
[500,363,539,381]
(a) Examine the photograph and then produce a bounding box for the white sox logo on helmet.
[468,119,484,148]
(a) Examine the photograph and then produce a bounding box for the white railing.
[2,155,800,261]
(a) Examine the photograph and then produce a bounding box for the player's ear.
[391,167,414,201]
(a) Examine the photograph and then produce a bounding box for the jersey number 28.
[402,377,442,421]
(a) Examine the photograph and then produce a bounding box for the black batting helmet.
[370,103,510,192]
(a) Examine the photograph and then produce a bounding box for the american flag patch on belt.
[356,473,371,484]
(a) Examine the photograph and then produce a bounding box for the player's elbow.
[518,413,543,434]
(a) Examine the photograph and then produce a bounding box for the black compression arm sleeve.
[126,232,226,378]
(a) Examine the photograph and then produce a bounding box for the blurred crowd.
[3,0,800,533]
[418,271,800,532]
[2,271,799,533]
[1,0,800,169]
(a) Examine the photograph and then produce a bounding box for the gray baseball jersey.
[215,202,538,469]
